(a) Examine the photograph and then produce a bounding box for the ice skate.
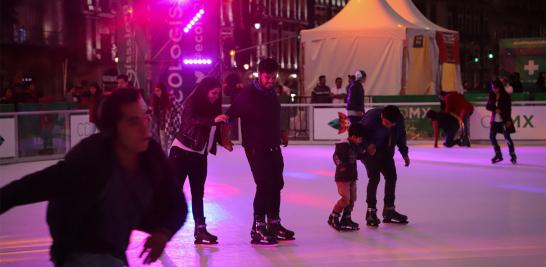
[250,219,277,245]
[194,218,218,245]
[268,218,295,241]
[365,208,381,227]
[382,207,409,224]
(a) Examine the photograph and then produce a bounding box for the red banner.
[436,32,460,64]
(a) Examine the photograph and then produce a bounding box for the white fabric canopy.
[301,0,419,96]
[300,0,461,96]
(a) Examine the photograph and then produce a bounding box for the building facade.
[413,0,546,90]
[0,0,118,99]
[220,0,347,83]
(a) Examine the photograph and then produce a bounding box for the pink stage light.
[183,9,205,33]
[183,58,212,65]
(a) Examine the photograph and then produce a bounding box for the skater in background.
[487,79,517,164]
[347,70,366,125]
[165,77,230,244]
[0,89,187,266]
[360,105,410,227]
[442,91,474,147]
[425,110,460,148]
[151,83,171,152]
[328,123,366,231]
[80,82,103,134]
[225,58,295,245]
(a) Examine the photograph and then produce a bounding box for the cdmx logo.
[480,114,535,128]
[77,122,95,137]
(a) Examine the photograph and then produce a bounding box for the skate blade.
[277,236,295,241]
[251,240,278,246]
[382,219,409,224]
[194,240,219,245]
[339,227,359,232]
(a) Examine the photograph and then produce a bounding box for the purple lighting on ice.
[183,9,205,33]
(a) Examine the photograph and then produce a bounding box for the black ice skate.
[251,220,277,245]
[365,208,381,227]
[194,218,218,244]
[340,213,360,231]
[268,218,295,241]
[510,153,517,165]
[382,207,409,224]
[328,213,342,231]
[491,154,503,164]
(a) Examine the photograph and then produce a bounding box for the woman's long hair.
[89,82,103,99]
[491,78,508,96]
[186,77,222,117]
[152,83,170,114]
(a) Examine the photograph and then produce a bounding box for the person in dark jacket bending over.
[168,77,230,244]
[487,79,517,164]
[347,70,366,124]
[225,58,294,245]
[425,110,460,148]
[360,105,410,227]
[0,89,187,267]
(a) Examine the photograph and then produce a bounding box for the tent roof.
[301,0,421,41]
[386,0,456,33]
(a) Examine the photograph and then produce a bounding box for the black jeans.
[489,121,515,154]
[362,153,397,209]
[169,146,208,222]
[244,147,285,218]
[444,126,459,147]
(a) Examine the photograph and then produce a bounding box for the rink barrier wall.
[1,101,546,164]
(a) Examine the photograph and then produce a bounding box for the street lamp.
[254,23,261,30]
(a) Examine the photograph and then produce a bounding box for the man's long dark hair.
[186,77,222,117]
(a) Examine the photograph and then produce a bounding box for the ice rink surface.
[1,145,545,266]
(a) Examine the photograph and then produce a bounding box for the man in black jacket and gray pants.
[347,70,367,124]
[0,89,187,267]
[225,58,294,245]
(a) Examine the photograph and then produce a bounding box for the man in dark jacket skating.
[0,89,187,266]
[360,105,410,227]
[225,58,294,245]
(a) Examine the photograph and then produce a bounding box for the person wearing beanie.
[347,70,366,124]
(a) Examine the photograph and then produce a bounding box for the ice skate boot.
[251,217,277,245]
[365,208,381,227]
[267,217,295,241]
[510,153,517,165]
[492,147,503,164]
[194,218,218,244]
[328,212,342,231]
[340,212,360,231]
[491,154,503,164]
[382,207,409,224]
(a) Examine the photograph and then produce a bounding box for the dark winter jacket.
[226,79,282,149]
[486,91,515,133]
[333,141,365,182]
[176,95,221,155]
[311,84,332,103]
[0,134,187,265]
[347,81,365,113]
[360,107,409,158]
